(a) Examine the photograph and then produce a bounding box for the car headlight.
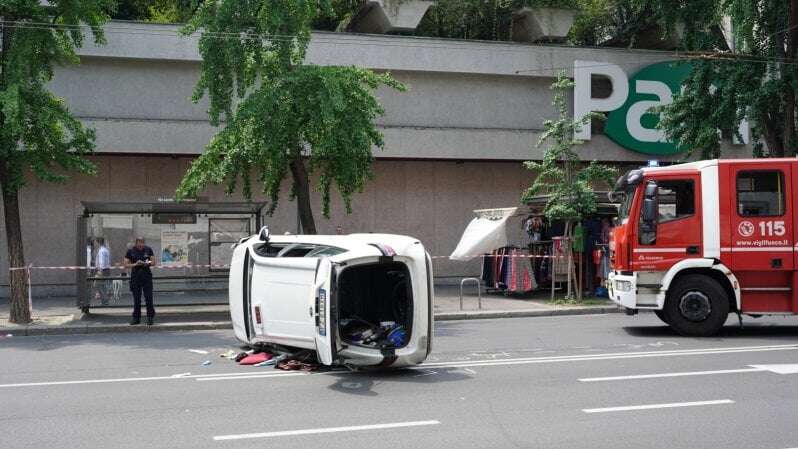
[615,280,633,292]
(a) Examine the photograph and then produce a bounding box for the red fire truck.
[608,158,797,336]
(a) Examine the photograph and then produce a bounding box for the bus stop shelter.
[78,201,265,310]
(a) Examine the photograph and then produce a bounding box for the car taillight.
[254,305,262,324]
[317,288,326,336]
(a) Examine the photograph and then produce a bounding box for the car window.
[252,243,287,257]
[306,246,347,257]
[657,180,694,223]
[737,171,785,216]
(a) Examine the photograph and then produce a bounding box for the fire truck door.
[632,175,702,272]
[730,164,794,312]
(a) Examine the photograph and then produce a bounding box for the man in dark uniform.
[125,237,156,325]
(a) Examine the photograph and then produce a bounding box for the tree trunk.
[289,155,317,235]
[0,20,30,323]
[761,112,784,157]
[0,169,31,324]
[785,0,798,156]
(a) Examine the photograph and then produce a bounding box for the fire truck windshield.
[615,185,637,221]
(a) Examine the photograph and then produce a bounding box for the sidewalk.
[0,285,619,336]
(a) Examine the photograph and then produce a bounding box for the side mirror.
[639,181,658,245]
[259,226,270,242]
[642,198,657,222]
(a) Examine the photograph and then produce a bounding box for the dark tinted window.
[657,180,695,223]
[737,171,785,216]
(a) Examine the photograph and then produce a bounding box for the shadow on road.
[326,367,471,397]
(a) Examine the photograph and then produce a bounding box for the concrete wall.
[0,156,542,295]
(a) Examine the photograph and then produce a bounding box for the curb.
[433,306,621,321]
[0,306,620,337]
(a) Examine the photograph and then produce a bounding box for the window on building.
[657,180,695,223]
[737,171,785,217]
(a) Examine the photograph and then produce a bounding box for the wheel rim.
[678,290,711,322]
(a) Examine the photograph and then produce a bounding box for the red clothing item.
[238,352,273,365]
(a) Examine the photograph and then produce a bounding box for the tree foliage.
[523,74,616,222]
[176,0,405,233]
[416,0,578,41]
[0,0,114,323]
[655,0,798,158]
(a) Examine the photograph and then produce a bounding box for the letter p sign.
[573,60,629,141]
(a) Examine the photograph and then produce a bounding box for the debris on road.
[219,350,237,359]
[201,360,212,366]
[188,349,209,355]
[255,354,288,367]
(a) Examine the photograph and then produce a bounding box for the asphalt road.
[2,313,798,449]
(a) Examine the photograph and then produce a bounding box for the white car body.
[228,232,434,368]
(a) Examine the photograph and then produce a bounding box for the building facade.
[0,22,751,297]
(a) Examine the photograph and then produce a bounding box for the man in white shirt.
[95,238,112,306]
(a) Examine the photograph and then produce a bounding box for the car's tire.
[663,274,729,337]
[654,309,669,325]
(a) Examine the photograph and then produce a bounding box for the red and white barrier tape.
[9,254,569,272]
[8,263,231,271]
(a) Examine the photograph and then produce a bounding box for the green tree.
[176,0,405,234]
[523,74,615,298]
[416,0,578,42]
[0,0,114,324]
[114,0,198,23]
[655,0,798,158]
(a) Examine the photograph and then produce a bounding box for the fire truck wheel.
[654,310,669,325]
[664,275,729,337]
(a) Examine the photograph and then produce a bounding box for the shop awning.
[449,207,518,261]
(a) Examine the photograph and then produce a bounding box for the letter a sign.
[573,60,750,156]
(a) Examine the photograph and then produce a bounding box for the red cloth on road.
[239,352,273,365]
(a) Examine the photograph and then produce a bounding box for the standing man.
[124,237,156,325]
[95,238,112,306]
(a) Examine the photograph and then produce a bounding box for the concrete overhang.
[347,0,434,34]
[511,7,576,43]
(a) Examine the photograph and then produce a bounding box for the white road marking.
[749,364,798,374]
[2,343,796,389]
[196,373,307,381]
[579,364,798,382]
[0,371,303,388]
[582,399,734,414]
[213,420,441,441]
[420,343,798,370]
[579,368,762,382]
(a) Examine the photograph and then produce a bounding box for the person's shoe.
[129,319,140,325]
[147,317,154,326]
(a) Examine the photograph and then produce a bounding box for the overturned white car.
[228,228,434,368]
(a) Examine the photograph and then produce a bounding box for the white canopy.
[449,207,518,261]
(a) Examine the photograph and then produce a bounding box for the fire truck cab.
[608,158,798,336]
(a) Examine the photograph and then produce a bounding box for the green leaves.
[523,73,615,222]
[0,0,113,194]
[179,0,404,221]
[654,0,797,157]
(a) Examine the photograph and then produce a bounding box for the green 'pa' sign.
[603,61,693,156]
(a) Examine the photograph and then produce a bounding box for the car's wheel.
[654,310,669,325]
[663,275,729,337]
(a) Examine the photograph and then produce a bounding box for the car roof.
[246,233,422,255]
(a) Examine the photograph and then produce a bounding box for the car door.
[250,255,320,346]
[313,258,337,365]
[730,164,794,312]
